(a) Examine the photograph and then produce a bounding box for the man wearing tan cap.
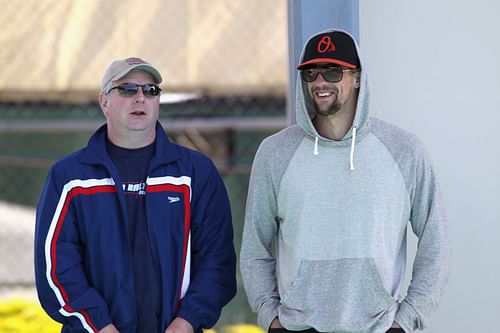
[35,57,236,333]
[240,29,451,333]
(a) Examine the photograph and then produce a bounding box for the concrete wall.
[360,0,500,331]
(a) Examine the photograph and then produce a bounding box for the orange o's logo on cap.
[317,36,336,53]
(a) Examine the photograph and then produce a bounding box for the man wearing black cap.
[34,57,237,333]
[240,29,450,333]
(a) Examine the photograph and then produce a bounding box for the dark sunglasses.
[300,67,358,83]
[107,83,161,97]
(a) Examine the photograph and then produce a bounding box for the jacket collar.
[80,122,181,168]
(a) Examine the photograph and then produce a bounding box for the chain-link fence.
[0,0,289,328]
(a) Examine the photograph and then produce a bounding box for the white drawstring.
[313,127,357,169]
[349,126,357,171]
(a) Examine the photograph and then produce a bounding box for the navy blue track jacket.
[34,123,237,333]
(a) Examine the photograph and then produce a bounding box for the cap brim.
[297,58,357,70]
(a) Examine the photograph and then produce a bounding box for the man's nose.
[314,72,329,83]
[134,87,145,102]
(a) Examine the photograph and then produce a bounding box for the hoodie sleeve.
[239,141,282,330]
[34,167,112,332]
[395,145,451,332]
[175,159,237,331]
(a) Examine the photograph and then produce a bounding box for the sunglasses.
[107,83,161,97]
[300,67,358,83]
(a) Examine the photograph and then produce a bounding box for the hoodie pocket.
[278,258,396,332]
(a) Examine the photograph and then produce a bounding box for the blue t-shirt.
[107,139,160,332]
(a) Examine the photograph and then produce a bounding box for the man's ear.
[353,73,361,89]
[99,93,109,117]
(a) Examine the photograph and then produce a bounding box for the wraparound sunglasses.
[107,83,161,97]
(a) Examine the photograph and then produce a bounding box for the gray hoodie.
[240,29,450,333]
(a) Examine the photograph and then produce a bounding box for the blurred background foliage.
[0,299,265,333]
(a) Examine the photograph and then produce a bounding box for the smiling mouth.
[312,86,337,99]
[314,90,337,100]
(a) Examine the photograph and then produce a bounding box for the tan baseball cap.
[100,57,162,93]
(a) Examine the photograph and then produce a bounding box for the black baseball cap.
[297,30,360,70]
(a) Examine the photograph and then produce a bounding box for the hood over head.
[296,29,370,153]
